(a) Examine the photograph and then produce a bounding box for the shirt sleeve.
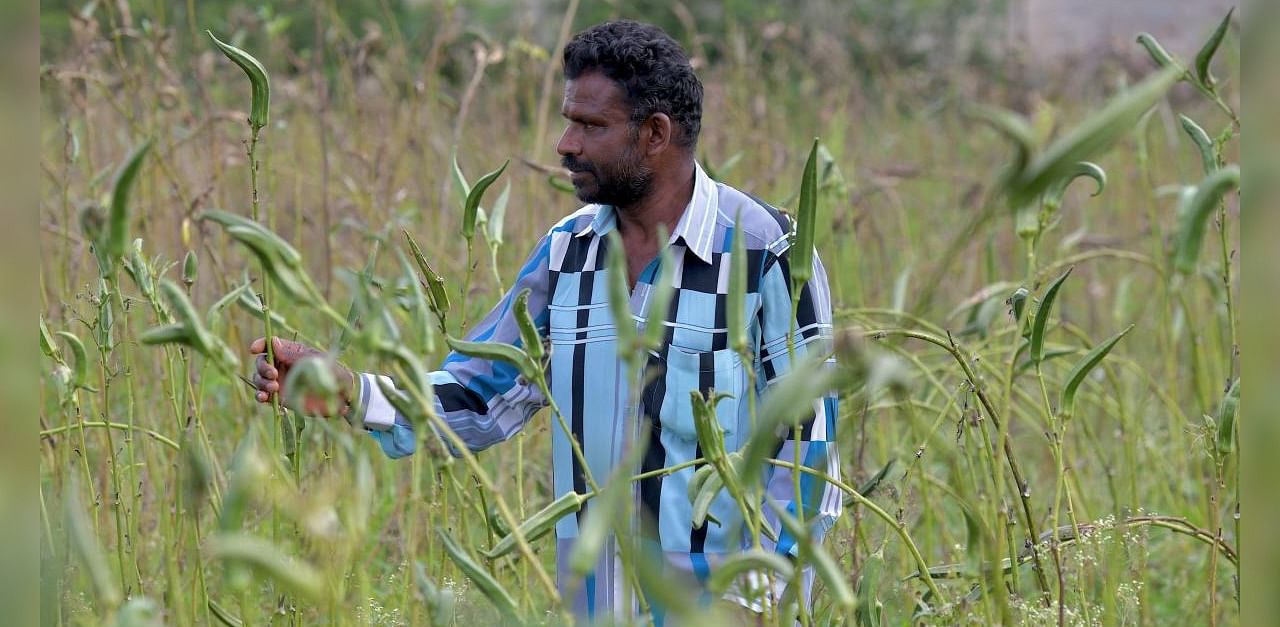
[353,232,554,459]
[754,243,843,557]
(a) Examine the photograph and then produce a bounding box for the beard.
[562,142,653,208]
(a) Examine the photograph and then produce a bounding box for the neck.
[615,157,696,242]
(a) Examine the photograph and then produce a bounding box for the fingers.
[249,337,266,353]
[256,353,278,380]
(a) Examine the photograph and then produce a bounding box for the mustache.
[561,156,595,174]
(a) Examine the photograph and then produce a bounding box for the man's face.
[556,71,653,207]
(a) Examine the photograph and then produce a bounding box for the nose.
[556,125,580,158]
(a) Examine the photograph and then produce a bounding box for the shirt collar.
[575,162,718,265]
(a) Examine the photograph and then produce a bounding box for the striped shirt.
[355,162,841,619]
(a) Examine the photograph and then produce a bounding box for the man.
[250,20,841,622]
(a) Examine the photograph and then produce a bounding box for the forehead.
[561,71,629,118]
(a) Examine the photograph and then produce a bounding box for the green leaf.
[1058,325,1133,420]
[790,138,821,286]
[1195,8,1235,90]
[1030,267,1073,365]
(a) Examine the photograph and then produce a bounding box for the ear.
[641,112,675,157]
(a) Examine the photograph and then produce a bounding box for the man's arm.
[754,244,843,556]
[353,231,554,458]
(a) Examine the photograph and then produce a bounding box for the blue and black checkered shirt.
[356,162,841,618]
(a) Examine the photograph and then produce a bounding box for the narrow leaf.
[790,138,820,286]
[1058,325,1133,420]
[1031,267,1073,365]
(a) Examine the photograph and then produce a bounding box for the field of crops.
[39,3,1240,625]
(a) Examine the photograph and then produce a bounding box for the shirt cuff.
[354,372,399,431]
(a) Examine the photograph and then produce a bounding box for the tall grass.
[39,4,1238,625]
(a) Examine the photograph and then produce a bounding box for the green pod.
[790,138,820,287]
[1008,287,1030,327]
[39,316,61,361]
[123,239,155,300]
[687,463,717,505]
[435,528,519,618]
[487,181,511,245]
[604,231,636,353]
[1014,203,1040,240]
[64,477,122,609]
[218,429,266,533]
[773,504,854,611]
[55,331,89,390]
[1216,378,1239,455]
[1058,325,1133,420]
[855,548,885,627]
[547,175,575,194]
[207,31,271,130]
[207,600,244,627]
[106,139,153,265]
[513,288,545,365]
[1030,267,1073,365]
[413,562,456,627]
[446,336,539,382]
[183,249,199,286]
[1009,65,1181,209]
[451,149,471,206]
[706,549,795,596]
[282,355,340,417]
[462,160,509,240]
[726,210,748,354]
[642,226,677,351]
[396,249,437,354]
[1136,33,1180,71]
[1195,8,1234,89]
[483,490,588,559]
[115,597,163,627]
[966,104,1036,175]
[1043,161,1107,209]
[159,280,203,330]
[203,210,304,266]
[690,471,724,529]
[403,230,451,319]
[1173,165,1240,275]
[209,533,324,601]
[1178,114,1218,177]
[137,323,194,347]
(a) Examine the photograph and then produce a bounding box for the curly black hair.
[563,20,703,151]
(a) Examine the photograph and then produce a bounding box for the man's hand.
[249,337,356,417]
